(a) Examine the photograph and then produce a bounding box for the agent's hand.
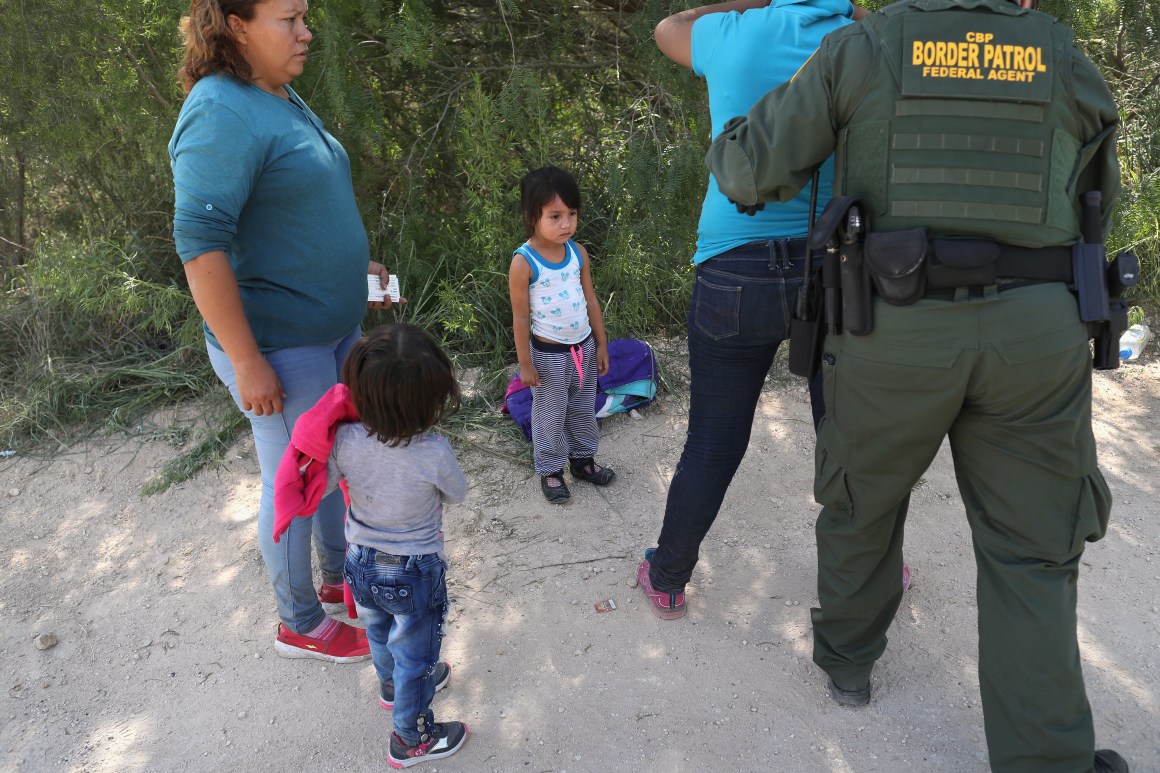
[234,354,285,416]
[596,343,610,377]
[732,199,765,216]
[519,363,540,387]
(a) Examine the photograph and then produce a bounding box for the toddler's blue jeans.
[344,544,449,744]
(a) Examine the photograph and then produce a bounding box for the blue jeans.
[344,545,449,743]
[207,327,361,633]
[650,241,823,593]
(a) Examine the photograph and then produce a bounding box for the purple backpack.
[501,338,658,441]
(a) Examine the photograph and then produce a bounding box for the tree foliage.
[0,0,1157,450]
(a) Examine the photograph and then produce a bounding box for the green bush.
[1,0,1157,485]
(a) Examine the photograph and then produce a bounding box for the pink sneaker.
[636,548,686,619]
[273,620,371,663]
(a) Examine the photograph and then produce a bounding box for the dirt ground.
[1,340,1157,773]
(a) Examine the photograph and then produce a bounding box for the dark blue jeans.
[650,240,824,593]
[343,544,448,743]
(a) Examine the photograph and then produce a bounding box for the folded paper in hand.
[367,274,400,303]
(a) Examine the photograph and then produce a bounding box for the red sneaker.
[274,620,371,663]
[318,582,347,615]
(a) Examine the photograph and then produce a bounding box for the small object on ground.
[594,599,617,613]
[35,633,59,651]
[1119,323,1151,361]
[902,563,911,592]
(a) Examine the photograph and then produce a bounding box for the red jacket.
[272,383,358,616]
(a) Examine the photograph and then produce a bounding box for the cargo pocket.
[1071,470,1111,553]
[814,445,854,518]
[370,582,416,615]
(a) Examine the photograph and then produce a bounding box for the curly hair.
[177,0,262,93]
[342,324,461,448]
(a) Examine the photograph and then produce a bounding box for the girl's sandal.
[540,471,571,503]
[569,457,616,486]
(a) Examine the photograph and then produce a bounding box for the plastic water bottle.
[1119,324,1152,361]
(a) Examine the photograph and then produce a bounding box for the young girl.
[308,323,468,767]
[509,166,616,503]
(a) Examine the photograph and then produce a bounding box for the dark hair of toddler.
[519,166,582,238]
[342,323,461,448]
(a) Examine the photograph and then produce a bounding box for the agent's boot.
[1094,749,1129,773]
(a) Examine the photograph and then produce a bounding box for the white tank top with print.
[515,239,591,345]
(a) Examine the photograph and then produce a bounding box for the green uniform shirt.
[706,0,1120,247]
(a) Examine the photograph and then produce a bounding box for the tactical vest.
[836,0,1085,247]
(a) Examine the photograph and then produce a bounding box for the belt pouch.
[839,241,873,335]
[864,228,928,306]
[926,239,1000,289]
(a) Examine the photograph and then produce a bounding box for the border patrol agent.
[706,0,1128,770]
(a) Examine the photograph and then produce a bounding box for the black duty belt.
[926,239,1072,290]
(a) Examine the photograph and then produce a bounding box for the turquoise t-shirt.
[690,0,853,264]
[170,73,369,351]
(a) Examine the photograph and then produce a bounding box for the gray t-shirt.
[326,423,467,556]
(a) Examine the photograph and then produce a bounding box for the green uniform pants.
[811,282,1111,773]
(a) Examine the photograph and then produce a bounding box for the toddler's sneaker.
[636,548,686,619]
[387,720,468,768]
[273,620,370,663]
[317,582,347,615]
[380,661,452,710]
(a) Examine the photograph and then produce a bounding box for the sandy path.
[1,346,1157,772]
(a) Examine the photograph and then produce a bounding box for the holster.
[1075,190,1139,370]
[1090,251,1139,370]
[789,195,866,377]
[840,234,873,335]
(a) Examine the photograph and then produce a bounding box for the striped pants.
[530,336,600,475]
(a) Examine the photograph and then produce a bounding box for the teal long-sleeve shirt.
[170,73,369,351]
